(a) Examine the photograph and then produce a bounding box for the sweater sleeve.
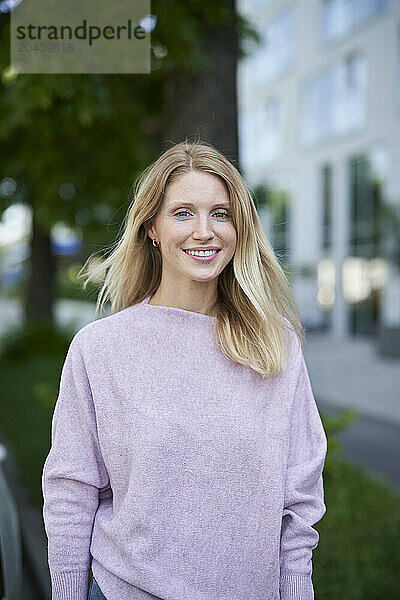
[279,339,328,600]
[41,332,110,600]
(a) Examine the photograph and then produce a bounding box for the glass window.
[239,99,283,170]
[264,98,282,164]
[321,0,388,45]
[239,109,260,172]
[349,154,381,256]
[321,164,333,250]
[265,182,290,262]
[249,0,274,10]
[239,106,265,171]
[348,152,385,336]
[397,25,400,108]
[246,5,297,87]
[344,53,368,132]
[301,69,338,145]
[250,176,292,263]
[301,53,367,147]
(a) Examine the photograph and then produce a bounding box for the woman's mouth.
[182,248,221,262]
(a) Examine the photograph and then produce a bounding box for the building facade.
[238,0,400,340]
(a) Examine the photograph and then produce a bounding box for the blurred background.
[0,0,399,598]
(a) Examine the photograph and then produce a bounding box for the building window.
[349,154,381,258]
[397,25,400,108]
[301,69,337,146]
[246,5,297,87]
[250,0,274,10]
[348,153,385,336]
[264,176,292,263]
[267,184,290,263]
[300,53,367,147]
[239,98,282,170]
[264,98,282,164]
[321,0,388,45]
[252,177,291,263]
[239,107,263,171]
[321,164,333,250]
[344,52,368,132]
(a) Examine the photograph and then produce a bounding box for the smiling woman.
[144,169,237,312]
[42,140,327,600]
[78,139,305,374]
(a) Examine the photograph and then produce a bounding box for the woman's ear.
[143,220,153,238]
[144,221,158,246]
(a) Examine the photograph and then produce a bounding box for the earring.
[152,239,160,247]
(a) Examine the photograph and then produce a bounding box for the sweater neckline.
[141,295,217,321]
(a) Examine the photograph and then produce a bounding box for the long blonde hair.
[78,140,305,378]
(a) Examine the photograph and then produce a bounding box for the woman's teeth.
[183,249,219,257]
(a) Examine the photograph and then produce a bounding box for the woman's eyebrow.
[170,201,231,209]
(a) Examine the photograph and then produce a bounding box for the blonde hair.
[78,140,305,378]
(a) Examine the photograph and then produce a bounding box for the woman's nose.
[192,217,215,238]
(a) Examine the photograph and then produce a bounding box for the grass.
[0,345,399,598]
[315,458,400,598]
[0,353,66,506]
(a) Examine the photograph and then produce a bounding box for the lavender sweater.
[42,295,327,600]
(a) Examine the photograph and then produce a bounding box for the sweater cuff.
[51,570,90,600]
[280,571,314,600]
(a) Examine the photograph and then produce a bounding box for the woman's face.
[148,170,237,286]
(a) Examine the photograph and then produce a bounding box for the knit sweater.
[42,294,328,600]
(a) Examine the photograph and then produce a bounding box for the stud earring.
[152,239,160,247]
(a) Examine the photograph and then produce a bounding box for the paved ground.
[304,330,400,427]
[303,329,400,496]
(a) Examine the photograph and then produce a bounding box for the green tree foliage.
[0,1,260,322]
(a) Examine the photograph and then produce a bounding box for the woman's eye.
[175,211,231,218]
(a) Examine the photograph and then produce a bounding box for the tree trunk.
[25,207,57,326]
[162,0,239,162]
